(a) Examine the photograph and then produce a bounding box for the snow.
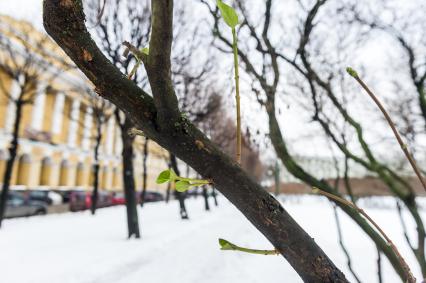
[0,195,425,283]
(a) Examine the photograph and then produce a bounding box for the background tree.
[115,110,140,238]
[202,0,417,280]
[43,1,351,281]
[139,137,149,207]
[82,87,113,215]
[85,0,151,230]
[0,19,69,227]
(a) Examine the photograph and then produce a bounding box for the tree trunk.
[0,100,23,228]
[120,118,140,238]
[202,185,210,211]
[165,181,171,203]
[140,137,149,207]
[170,154,189,220]
[90,126,101,215]
[212,187,218,206]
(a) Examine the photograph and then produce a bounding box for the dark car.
[69,191,90,212]
[143,191,164,203]
[70,190,113,212]
[5,192,47,218]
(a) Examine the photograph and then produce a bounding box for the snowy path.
[0,196,425,283]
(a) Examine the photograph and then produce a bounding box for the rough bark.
[42,1,349,281]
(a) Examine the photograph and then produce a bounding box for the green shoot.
[217,0,241,164]
[122,41,149,79]
[218,238,279,255]
[156,169,211,192]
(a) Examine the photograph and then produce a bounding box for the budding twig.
[122,41,148,80]
[313,187,416,283]
[218,238,279,255]
[346,67,426,193]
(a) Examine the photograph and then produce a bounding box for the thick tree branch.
[145,0,180,125]
[43,0,348,281]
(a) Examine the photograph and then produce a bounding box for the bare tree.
[114,110,140,238]
[0,20,69,227]
[347,2,426,133]
[82,88,113,215]
[202,0,415,280]
[85,0,151,232]
[43,0,354,281]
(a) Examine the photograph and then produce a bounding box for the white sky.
[1,0,425,168]
[0,0,43,30]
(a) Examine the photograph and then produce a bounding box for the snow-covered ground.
[0,195,424,283]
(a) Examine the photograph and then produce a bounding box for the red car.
[69,191,113,211]
[111,192,126,205]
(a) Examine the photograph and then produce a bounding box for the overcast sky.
[1,0,425,170]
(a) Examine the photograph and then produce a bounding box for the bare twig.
[347,67,426,193]
[313,187,416,283]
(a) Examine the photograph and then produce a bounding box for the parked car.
[26,190,63,205]
[69,190,90,212]
[97,191,113,208]
[69,190,113,212]
[111,192,126,205]
[142,191,164,203]
[4,192,47,218]
[54,190,71,203]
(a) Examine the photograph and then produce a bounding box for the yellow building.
[0,15,168,193]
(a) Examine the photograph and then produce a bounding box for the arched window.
[16,154,31,185]
[100,165,108,190]
[59,159,70,186]
[75,162,86,187]
[39,157,53,186]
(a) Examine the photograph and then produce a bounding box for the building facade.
[0,15,168,192]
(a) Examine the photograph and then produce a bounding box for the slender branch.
[232,27,241,164]
[332,205,362,283]
[377,248,383,283]
[347,67,426,193]
[313,187,416,283]
[145,0,180,124]
[219,238,279,255]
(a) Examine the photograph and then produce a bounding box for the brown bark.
[42,1,348,281]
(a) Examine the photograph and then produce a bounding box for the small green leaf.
[141,47,149,56]
[217,0,239,28]
[218,238,233,250]
[156,169,177,184]
[175,180,191,192]
[156,170,171,184]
